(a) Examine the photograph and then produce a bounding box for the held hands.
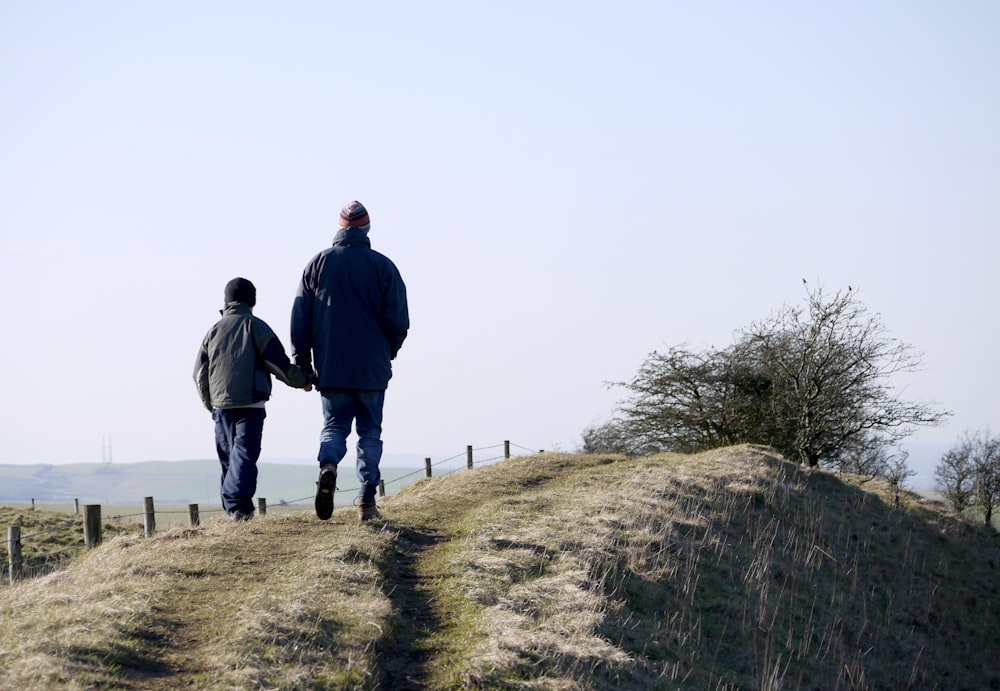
[303,369,317,392]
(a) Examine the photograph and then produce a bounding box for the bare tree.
[935,433,978,516]
[605,284,949,467]
[882,449,915,509]
[832,433,893,481]
[734,285,948,467]
[613,346,738,454]
[579,419,637,456]
[971,431,1000,527]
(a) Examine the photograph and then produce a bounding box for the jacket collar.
[220,302,253,316]
[332,226,371,248]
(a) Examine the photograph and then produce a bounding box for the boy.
[194,277,310,520]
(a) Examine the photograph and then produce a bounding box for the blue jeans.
[319,389,385,500]
[213,407,266,515]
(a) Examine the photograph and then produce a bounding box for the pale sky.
[1,2,997,484]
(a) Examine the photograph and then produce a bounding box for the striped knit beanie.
[339,200,370,229]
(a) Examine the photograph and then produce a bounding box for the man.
[195,277,310,521]
[291,201,409,521]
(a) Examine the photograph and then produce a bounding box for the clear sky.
[1,2,997,483]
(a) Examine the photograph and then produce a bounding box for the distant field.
[0,468,436,530]
[0,461,446,506]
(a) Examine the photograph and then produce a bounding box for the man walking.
[291,201,409,521]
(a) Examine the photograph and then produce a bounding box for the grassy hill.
[0,446,997,689]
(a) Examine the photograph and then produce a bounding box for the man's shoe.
[231,510,253,522]
[357,498,381,522]
[315,465,337,521]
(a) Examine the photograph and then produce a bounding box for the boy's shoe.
[357,498,381,522]
[231,510,253,522]
[315,465,337,521]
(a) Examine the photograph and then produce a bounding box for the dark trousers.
[213,407,266,515]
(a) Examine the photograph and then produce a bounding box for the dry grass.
[385,447,1000,689]
[1,446,998,689]
[0,511,397,689]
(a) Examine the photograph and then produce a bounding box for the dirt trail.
[373,525,446,690]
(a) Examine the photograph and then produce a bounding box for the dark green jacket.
[194,303,309,411]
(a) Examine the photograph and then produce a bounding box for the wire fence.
[3,440,543,587]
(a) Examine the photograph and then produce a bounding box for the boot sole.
[315,470,337,520]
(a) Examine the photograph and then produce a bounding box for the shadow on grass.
[594,460,1000,689]
[70,624,176,684]
[372,524,444,691]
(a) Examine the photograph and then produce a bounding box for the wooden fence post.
[8,525,22,584]
[143,497,155,538]
[504,440,510,459]
[257,497,267,516]
[74,498,80,515]
[189,503,200,527]
[83,504,102,549]
[467,445,473,470]
[378,480,385,497]
[30,499,35,511]
[424,457,432,478]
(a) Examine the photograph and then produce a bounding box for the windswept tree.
[606,284,949,468]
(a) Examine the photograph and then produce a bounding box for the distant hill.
[0,446,996,689]
[0,460,431,506]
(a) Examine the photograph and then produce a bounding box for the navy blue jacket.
[290,228,409,390]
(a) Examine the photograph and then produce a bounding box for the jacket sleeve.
[257,320,310,389]
[381,263,409,360]
[290,267,315,372]
[193,336,213,411]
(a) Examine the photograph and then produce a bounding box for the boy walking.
[194,277,310,520]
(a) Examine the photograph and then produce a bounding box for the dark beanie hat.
[339,200,370,228]
[224,277,256,306]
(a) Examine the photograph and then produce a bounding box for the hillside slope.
[0,447,997,689]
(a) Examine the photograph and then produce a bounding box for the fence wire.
[4,440,539,586]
